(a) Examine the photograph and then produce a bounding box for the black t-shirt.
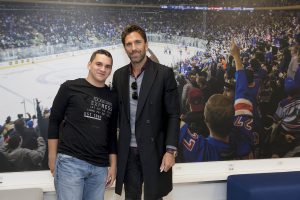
[48,78,118,167]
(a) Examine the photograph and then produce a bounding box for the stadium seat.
[227,171,300,200]
[0,188,43,200]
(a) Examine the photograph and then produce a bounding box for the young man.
[112,24,180,200]
[48,49,118,200]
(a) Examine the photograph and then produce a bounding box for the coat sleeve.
[163,67,180,148]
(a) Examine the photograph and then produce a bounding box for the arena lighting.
[160,5,254,11]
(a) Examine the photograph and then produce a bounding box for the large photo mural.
[0,0,299,172]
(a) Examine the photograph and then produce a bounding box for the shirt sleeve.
[48,82,70,139]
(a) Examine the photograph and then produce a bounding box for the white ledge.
[1,157,300,192]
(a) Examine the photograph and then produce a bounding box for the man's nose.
[99,66,105,71]
[131,43,137,51]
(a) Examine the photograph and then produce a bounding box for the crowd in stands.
[0,100,49,172]
[0,1,300,171]
[174,9,300,162]
[1,2,300,49]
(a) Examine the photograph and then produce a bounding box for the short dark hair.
[89,49,113,63]
[121,24,147,46]
[5,116,11,124]
[14,119,25,132]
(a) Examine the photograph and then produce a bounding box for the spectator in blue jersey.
[48,49,118,200]
[268,67,300,157]
[179,40,255,162]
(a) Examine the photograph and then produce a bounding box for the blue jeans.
[54,153,108,200]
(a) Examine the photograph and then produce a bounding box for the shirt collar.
[129,57,149,79]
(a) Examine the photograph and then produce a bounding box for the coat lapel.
[120,65,130,121]
[136,60,157,121]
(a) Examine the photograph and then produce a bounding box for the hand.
[285,134,295,143]
[105,166,116,188]
[160,152,175,172]
[230,38,240,58]
[264,115,281,143]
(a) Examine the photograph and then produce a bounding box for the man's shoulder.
[148,61,174,77]
[114,64,129,75]
[148,59,168,70]
[62,78,84,86]
[279,95,300,108]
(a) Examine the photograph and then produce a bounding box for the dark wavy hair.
[121,24,147,46]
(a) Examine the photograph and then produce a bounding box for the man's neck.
[86,77,105,88]
[131,57,147,77]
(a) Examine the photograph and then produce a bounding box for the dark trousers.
[124,147,162,200]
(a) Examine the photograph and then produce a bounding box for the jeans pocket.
[57,153,75,165]
[57,153,73,160]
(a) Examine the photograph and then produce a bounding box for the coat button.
[150,137,154,142]
[146,120,150,124]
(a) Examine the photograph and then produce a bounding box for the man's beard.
[129,51,146,64]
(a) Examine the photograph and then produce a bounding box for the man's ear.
[87,62,91,70]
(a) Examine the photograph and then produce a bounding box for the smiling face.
[87,53,112,87]
[124,31,148,66]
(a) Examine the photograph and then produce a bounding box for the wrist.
[166,148,177,157]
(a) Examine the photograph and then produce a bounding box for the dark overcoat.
[112,58,180,199]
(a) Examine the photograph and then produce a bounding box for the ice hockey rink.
[0,43,202,123]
